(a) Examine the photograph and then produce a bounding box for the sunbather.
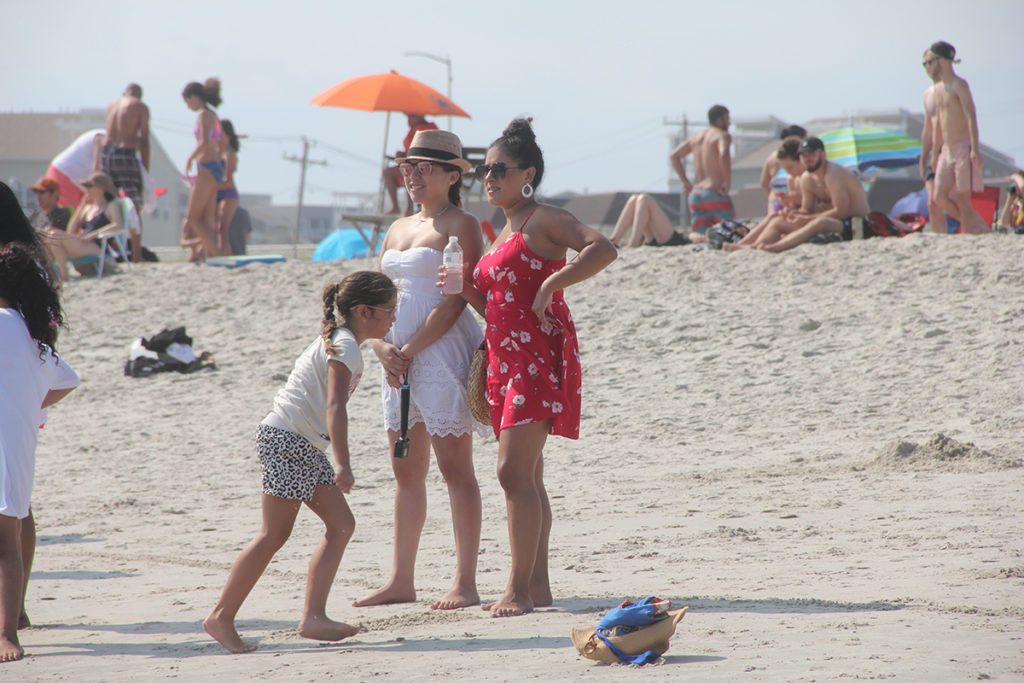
[45,172,124,280]
[608,194,690,248]
[726,137,869,253]
[760,125,806,215]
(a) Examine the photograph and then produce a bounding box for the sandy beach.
[15,234,1024,681]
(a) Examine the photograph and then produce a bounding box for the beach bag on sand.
[124,327,216,377]
[707,220,751,250]
[466,342,490,425]
[572,597,687,666]
[864,211,927,238]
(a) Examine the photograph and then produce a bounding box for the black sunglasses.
[474,163,524,180]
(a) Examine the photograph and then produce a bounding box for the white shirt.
[0,309,80,519]
[263,327,363,451]
[52,128,105,185]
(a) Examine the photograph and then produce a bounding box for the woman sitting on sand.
[354,130,486,611]
[444,118,617,617]
[760,125,807,215]
[204,272,397,653]
[608,193,691,248]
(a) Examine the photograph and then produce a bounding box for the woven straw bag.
[467,342,490,425]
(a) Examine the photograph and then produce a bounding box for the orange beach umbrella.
[311,70,470,118]
[311,70,471,212]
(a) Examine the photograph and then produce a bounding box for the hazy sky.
[7,0,1022,206]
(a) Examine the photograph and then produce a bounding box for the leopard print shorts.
[256,424,335,501]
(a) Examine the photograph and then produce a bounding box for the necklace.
[416,204,451,223]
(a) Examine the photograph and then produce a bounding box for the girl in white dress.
[0,241,79,663]
[354,130,486,611]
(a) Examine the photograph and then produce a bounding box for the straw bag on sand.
[571,598,687,666]
[467,342,490,425]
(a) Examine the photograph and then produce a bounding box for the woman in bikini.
[182,77,224,258]
[216,120,241,254]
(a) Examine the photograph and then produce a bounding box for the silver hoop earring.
[521,183,534,198]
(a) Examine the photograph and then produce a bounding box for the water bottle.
[442,235,463,294]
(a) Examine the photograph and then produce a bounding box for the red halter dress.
[472,212,582,439]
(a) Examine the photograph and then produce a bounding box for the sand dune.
[17,234,1024,681]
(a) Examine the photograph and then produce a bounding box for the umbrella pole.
[377,111,391,215]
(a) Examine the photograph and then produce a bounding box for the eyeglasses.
[398,161,436,177]
[474,163,524,180]
[922,58,938,67]
[367,304,396,316]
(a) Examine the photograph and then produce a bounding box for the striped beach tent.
[818,127,921,172]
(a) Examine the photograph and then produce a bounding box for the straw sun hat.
[571,607,688,664]
[398,129,472,173]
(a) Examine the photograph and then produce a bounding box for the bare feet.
[530,582,553,608]
[297,615,360,641]
[722,242,749,252]
[0,635,23,662]
[352,582,416,608]
[203,613,257,654]
[17,611,29,630]
[487,590,534,618]
[430,585,480,611]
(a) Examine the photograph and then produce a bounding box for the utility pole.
[283,137,327,258]
[404,51,453,131]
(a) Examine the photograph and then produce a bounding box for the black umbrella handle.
[393,373,410,458]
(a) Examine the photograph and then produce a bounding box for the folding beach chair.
[970,186,1001,229]
[67,198,135,278]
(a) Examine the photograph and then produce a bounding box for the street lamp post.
[404,51,453,131]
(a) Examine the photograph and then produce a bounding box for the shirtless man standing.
[728,137,869,253]
[103,83,150,261]
[929,41,988,234]
[920,49,955,233]
[670,104,733,241]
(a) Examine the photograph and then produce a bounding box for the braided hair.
[0,242,66,361]
[490,117,544,190]
[321,271,396,353]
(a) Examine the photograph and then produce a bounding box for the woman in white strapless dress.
[353,130,486,611]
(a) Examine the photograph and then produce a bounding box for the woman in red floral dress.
[451,119,616,617]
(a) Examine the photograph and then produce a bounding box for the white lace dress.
[380,247,486,437]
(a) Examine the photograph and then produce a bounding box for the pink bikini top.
[194,114,223,142]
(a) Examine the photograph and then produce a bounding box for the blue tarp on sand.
[312,228,379,262]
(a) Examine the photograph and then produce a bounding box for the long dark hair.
[439,162,462,207]
[321,271,396,352]
[0,242,66,360]
[182,77,223,108]
[1,181,40,246]
[491,117,545,190]
[221,119,240,152]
